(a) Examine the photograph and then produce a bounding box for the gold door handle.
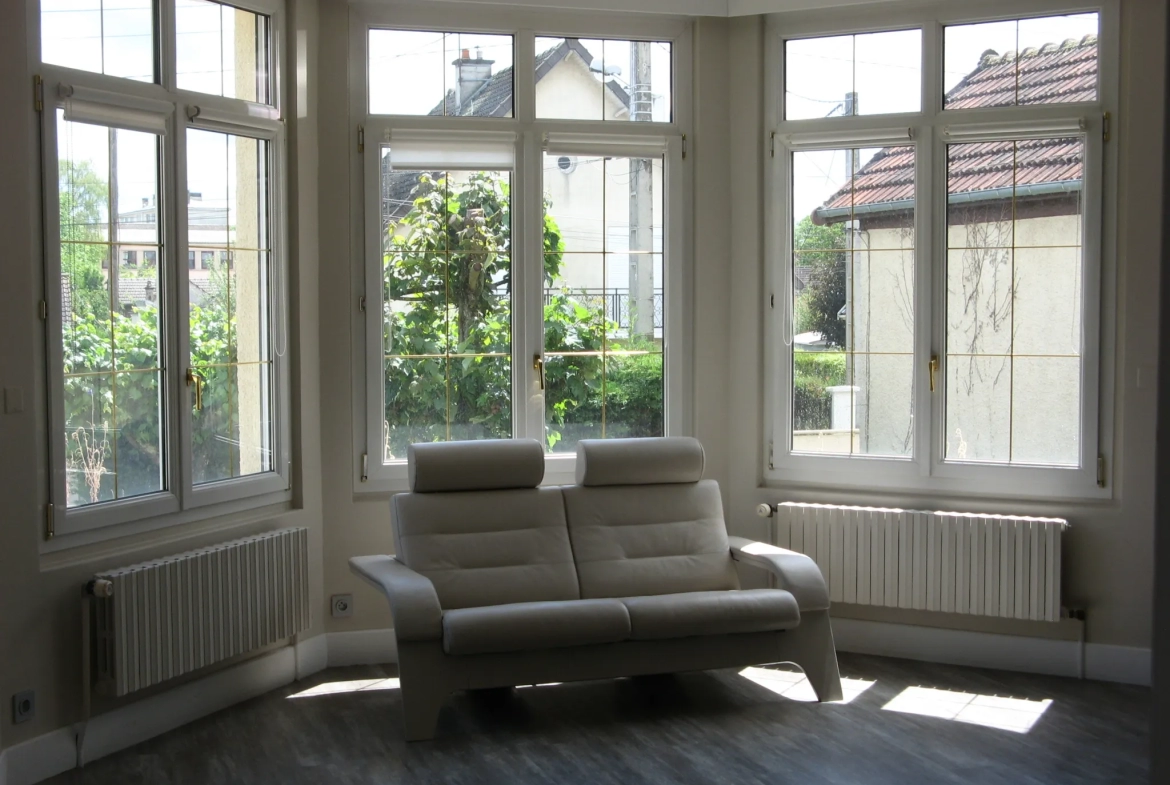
[929,355,939,393]
[186,368,204,411]
[533,354,545,391]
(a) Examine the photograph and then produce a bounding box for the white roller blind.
[942,118,1086,142]
[543,132,669,158]
[782,127,913,149]
[386,129,516,170]
[59,84,170,135]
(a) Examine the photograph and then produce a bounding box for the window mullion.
[518,130,545,446]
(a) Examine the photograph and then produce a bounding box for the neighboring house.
[382,39,664,335]
[807,35,1094,463]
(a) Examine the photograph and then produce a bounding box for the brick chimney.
[451,47,494,114]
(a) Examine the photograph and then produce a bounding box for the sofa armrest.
[349,555,443,642]
[728,536,830,612]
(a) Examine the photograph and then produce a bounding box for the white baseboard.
[1084,642,1152,685]
[832,618,1152,686]
[326,629,398,667]
[2,728,75,785]
[3,635,328,785]
[296,633,330,679]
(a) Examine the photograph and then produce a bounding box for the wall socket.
[13,690,35,724]
[331,594,354,618]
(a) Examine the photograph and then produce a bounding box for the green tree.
[59,160,111,319]
[794,216,847,348]
[382,172,662,456]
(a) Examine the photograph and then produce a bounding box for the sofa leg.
[401,681,446,741]
[787,610,844,702]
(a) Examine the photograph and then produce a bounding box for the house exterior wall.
[846,214,1082,465]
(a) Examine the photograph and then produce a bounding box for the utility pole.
[628,41,654,340]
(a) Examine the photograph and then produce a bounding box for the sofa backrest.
[392,439,580,610]
[561,437,740,599]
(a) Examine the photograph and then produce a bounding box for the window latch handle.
[186,368,204,411]
[533,354,545,391]
[929,355,939,394]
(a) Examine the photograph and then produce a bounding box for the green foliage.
[59,160,111,319]
[62,300,239,505]
[792,351,846,431]
[382,171,663,457]
[794,216,847,348]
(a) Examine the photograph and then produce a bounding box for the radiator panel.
[772,504,1067,622]
[93,527,310,697]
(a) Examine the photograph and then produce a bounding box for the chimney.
[451,46,494,114]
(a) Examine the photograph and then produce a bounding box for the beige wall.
[730,0,1164,648]
[0,0,326,749]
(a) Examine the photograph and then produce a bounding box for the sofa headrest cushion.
[575,437,705,487]
[408,439,545,493]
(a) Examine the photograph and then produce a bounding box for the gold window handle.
[533,354,545,391]
[929,355,939,393]
[186,368,204,411]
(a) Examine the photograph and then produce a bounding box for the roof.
[813,36,1096,223]
[430,38,630,118]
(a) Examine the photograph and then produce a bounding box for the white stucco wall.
[846,213,1083,465]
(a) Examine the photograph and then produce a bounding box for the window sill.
[39,490,294,562]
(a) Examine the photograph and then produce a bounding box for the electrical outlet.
[13,690,35,724]
[331,594,354,618]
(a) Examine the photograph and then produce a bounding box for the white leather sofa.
[350,437,842,740]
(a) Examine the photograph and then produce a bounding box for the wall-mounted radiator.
[88,528,311,697]
[765,503,1068,622]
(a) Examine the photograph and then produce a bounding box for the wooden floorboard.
[45,652,1148,784]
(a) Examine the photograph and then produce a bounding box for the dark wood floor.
[46,652,1148,784]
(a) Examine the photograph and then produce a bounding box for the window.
[40,0,288,540]
[177,0,273,103]
[355,13,687,489]
[770,7,1107,498]
[785,30,921,119]
[534,37,672,122]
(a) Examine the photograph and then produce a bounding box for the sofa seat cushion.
[442,599,631,655]
[621,589,800,640]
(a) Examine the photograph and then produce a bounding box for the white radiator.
[89,528,311,697]
[768,503,1068,622]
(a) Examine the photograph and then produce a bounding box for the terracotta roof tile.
[815,37,1096,220]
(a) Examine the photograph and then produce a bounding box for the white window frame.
[35,0,292,548]
[349,2,693,493]
[764,0,1118,501]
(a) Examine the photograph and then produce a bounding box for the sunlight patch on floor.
[738,667,875,703]
[882,686,1052,733]
[287,678,401,699]
[515,682,564,689]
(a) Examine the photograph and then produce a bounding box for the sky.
[787,13,1100,225]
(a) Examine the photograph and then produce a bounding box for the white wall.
[730,0,1164,648]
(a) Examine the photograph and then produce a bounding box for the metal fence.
[544,288,664,330]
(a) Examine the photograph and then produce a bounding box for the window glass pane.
[791,145,916,457]
[543,153,664,453]
[944,14,1098,109]
[58,112,165,507]
[380,159,513,461]
[368,30,514,116]
[944,138,1084,466]
[785,30,921,120]
[186,129,274,484]
[535,38,671,122]
[177,0,272,103]
[42,0,155,82]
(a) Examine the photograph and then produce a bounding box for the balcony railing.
[544,287,664,330]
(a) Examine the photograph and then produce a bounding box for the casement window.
[351,6,690,490]
[767,2,1113,499]
[38,0,289,543]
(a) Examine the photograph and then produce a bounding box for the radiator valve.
[756,503,775,518]
[85,579,114,598]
